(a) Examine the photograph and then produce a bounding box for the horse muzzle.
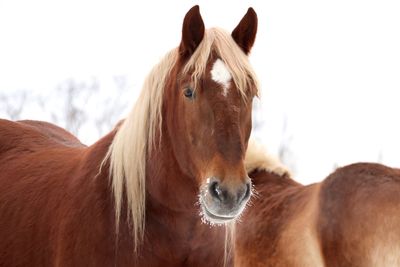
[200,177,251,224]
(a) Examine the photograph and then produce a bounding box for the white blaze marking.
[211,59,232,97]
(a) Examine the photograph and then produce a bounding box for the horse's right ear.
[179,5,205,59]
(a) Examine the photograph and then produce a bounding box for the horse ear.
[179,5,205,58]
[232,8,258,55]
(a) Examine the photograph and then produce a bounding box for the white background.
[1,0,400,184]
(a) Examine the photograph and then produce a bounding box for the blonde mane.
[102,28,260,250]
[245,139,291,177]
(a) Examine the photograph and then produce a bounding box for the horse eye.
[183,87,195,99]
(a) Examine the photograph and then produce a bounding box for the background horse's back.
[236,141,400,267]
[319,163,400,267]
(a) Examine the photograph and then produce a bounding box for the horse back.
[0,119,117,266]
[0,119,84,152]
[318,163,400,267]
[19,119,84,147]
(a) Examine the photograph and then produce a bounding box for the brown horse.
[0,6,260,267]
[236,140,400,267]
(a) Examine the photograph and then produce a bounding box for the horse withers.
[0,6,259,267]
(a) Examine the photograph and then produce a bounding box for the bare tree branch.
[0,91,28,120]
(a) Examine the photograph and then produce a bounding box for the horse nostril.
[209,181,225,201]
[239,182,251,204]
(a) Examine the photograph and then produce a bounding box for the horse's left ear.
[179,5,205,58]
[232,8,258,55]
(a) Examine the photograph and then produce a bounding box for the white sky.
[1,0,400,184]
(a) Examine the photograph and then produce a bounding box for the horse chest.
[138,217,227,266]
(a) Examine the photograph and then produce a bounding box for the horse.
[235,140,400,267]
[0,6,260,267]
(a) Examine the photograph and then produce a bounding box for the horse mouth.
[201,203,236,224]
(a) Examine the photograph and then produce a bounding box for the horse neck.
[78,130,117,214]
[142,130,229,265]
[251,169,302,199]
[145,131,199,215]
[246,170,304,224]
[242,169,304,233]
[235,170,305,266]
